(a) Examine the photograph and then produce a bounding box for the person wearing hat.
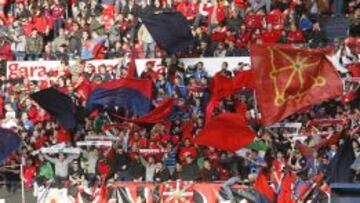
[141,60,157,82]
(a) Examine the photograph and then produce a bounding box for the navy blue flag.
[87,78,152,117]
[0,128,21,163]
[326,137,355,183]
[30,88,77,130]
[141,11,194,54]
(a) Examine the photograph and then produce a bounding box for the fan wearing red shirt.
[33,9,50,34]
[176,0,191,19]
[266,9,284,30]
[204,0,226,26]
[287,24,304,44]
[236,24,251,48]
[179,138,198,160]
[244,10,264,31]
[261,23,281,43]
[51,0,65,37]
[187,0,200,21]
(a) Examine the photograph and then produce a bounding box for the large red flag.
[194,112,255,151]
[250,44,343,126]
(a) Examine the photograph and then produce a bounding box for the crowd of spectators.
[0,0,357,61]
[0,0,359,202]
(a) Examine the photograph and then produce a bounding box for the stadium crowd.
[0,0,359,202]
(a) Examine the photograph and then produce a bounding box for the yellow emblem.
[268,47,325,106]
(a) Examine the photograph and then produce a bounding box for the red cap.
[146,61,156,67]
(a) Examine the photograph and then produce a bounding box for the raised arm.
[43,154,57,164]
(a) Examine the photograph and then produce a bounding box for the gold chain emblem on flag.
[268,48,325,106]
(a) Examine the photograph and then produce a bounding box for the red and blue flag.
[87,78,152,117]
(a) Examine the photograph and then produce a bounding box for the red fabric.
[0,96,3,119]
[254,171,275,202]
[236,31,251,48]
[210,31,226,42]
[56,128,71,143]
[244,14,263,31]
[278,173,296,203]
[194,112,255,151]
[23,22,34,36]
[126,52,137,79]
[262,29,281,43]
[295,141,314,158]
[347,63,360,77]
[314,133,342,149]
[250,44,343,126]
[75,76,93,100]
[233,69,255,90]
[204,5,226,24]
[112,98,174,124]
[287,30,304,43]
[0,42,13,60]
[342,90,356,104]
[179,146,198,159]
[234,0,249,8]
[33,16,49,33]
[267,9,284,30]
[181,120,194,139]
[205,74,234,121]
[23,165,36,181]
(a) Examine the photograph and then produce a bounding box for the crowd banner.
[38,181,251,203]
[6,61,63,81]
[84,135,120,141]
[76,140,113,147]
[32,143,66,155]
[6,57,251,81]
[40,147,80,154]
[84,57,251,76]
[84,59,121,73]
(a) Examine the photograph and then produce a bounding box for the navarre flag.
[325,137,355,183]
[194,113,255,151]
[30,88,77,130]
[87,78,152,116]
[111,98,175,124]
[0,128,21,163]
[250,44,343,126]
[141,11,194,54]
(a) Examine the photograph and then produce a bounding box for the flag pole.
[20,156,25,203]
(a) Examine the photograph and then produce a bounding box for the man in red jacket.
[261,23,281,43]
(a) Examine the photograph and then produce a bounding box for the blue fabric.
[87,87,151,116]
[30,88,77,130]
[299,18,313,31]
[141,11,194,54]
[0,128,21,164]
